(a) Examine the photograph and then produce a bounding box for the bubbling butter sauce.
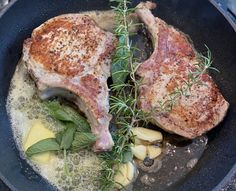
[7,61,101,191]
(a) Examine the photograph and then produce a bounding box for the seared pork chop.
[136,2,229,139]
[23,14,116,151]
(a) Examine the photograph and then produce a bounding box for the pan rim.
[213,163,236,190]
[209,0,236,32]
[0,0,16,18]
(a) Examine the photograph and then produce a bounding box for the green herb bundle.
[98,0,147,190]
[25,101,97,168]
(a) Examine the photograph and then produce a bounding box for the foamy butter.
[7,61,101,191]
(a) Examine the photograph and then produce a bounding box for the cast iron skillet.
[0,0,235,190]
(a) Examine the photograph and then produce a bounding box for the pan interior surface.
[0,0,235,191]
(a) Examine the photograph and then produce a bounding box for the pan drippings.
[7,62,101,191]
[133,135,207,190]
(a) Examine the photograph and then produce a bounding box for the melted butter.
[7,61,101,191]
[23,120,55,164]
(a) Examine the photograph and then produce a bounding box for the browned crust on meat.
[138,16,229,139]
[81,74,101,97]
[23,14,117,121]
[22,13,116,151]
[29,15,108,76]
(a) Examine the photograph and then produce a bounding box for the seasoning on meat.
[23,14,117,151]
[135,2,229,139]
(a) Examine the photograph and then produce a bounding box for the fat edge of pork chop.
[135,2,229,139]
[22,14,117,151]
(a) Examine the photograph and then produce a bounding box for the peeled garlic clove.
[147,145,162,159]
[114,162,135,188]
[134,137,143,145]
[131,145,147,160]
[114,163,128,188]
[132,127,163,143]
[126,162,135,181]
[134,137,151,146]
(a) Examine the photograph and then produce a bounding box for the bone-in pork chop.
[136,2,229,139]
[23,14,116,151]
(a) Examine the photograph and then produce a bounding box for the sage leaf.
[60,123,76,150]
[26,138,60,157]
[62,104,90,132]
[111,35,130,86]
[45,101,90,132]
[72,132,97,151]
[45,101,74,122]
[55,131,63,144]
[122,146,133,163]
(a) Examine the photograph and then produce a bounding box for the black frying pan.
[0,0,235,191]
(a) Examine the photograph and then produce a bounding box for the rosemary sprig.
[111,0,135,85]
[98,0,145,190]
[153,46,218,113]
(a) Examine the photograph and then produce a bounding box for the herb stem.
[123,0,129,46]
[63,149,70,176]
